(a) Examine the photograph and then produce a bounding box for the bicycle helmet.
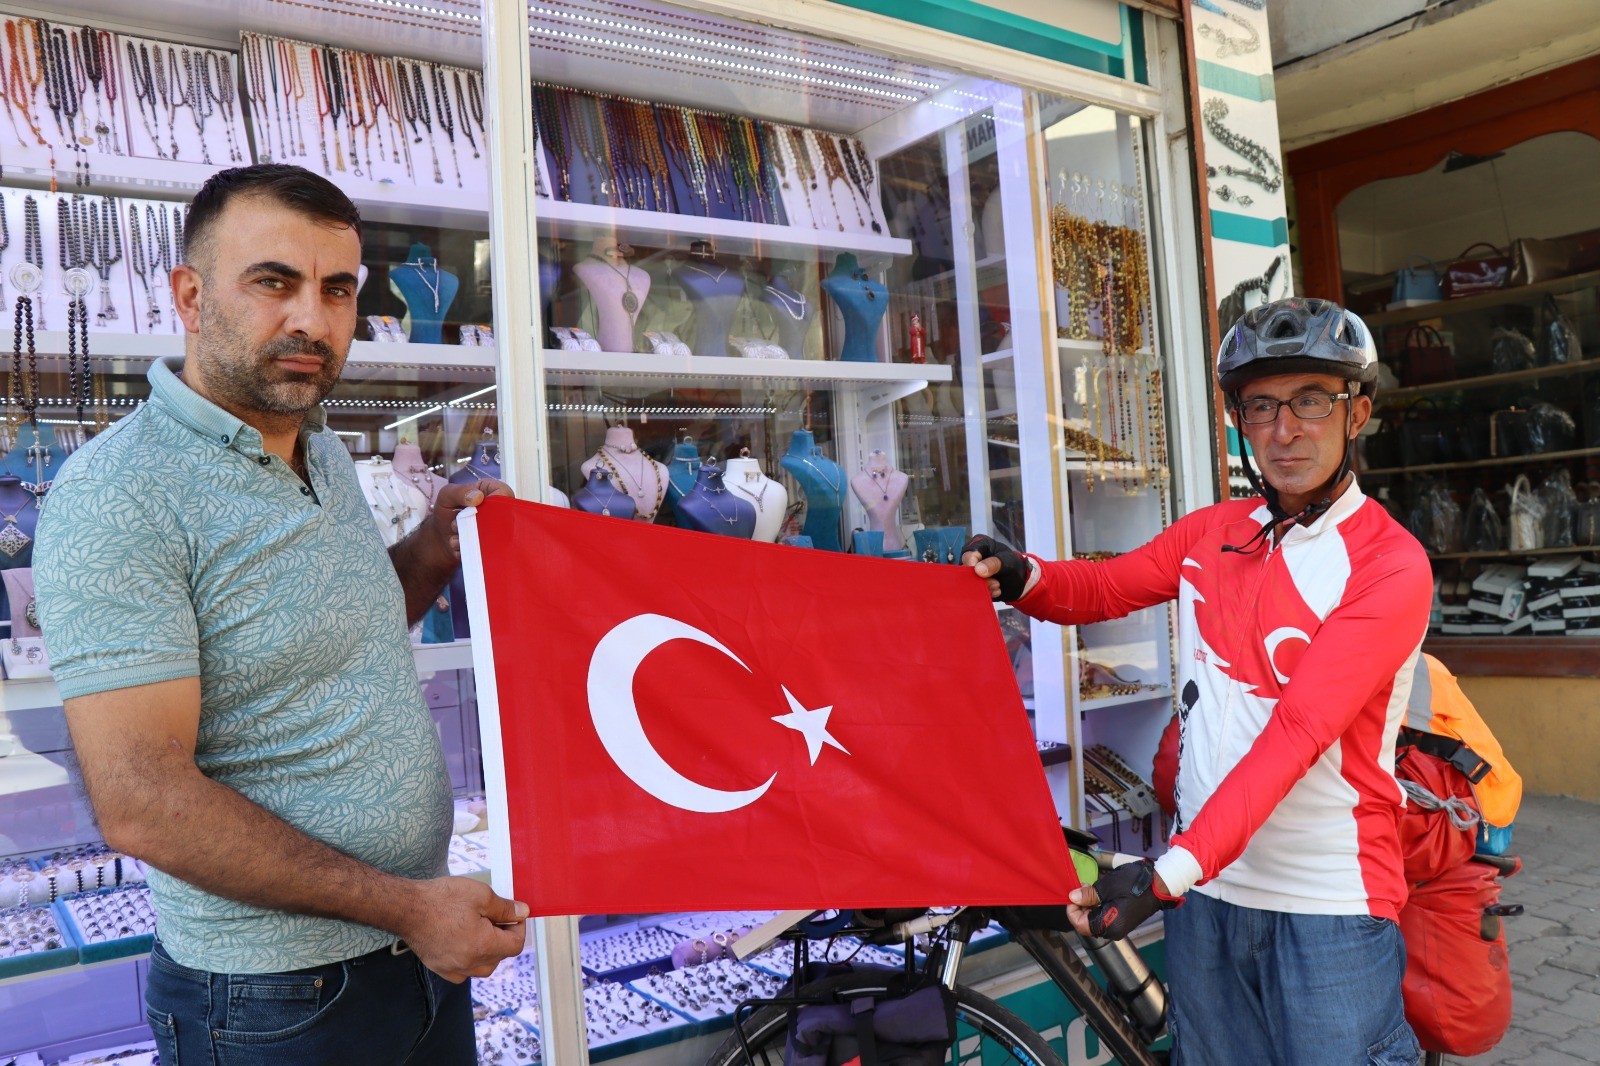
[1217,297,1379,398]
[1216,297,1377,552]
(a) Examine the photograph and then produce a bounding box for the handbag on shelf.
[1489,327,1537,375]
[1507,475,1545,553]
[1400,325,1456,387]
[1462,488,1504,553]
[1399,399,1456,467]
[1392,255,1444,305]
[1543,296,1581,365]
[1443,243,1512,299]
[1510,236,1580,287]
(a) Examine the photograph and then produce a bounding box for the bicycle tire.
[704,970,1066,1066]
[1009,928,1164,1066]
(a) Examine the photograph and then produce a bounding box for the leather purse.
[1392,255,1443,305]
[1443,243,1511,298]
[1400,325,1455,387]
[1510,236,1579,287]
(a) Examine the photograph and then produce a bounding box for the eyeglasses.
[1236,391,1352,425]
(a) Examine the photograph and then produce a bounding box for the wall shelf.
[1078,685,1171,711]
[3,147,911,260]
[1428,544,1600,561]
[1362,445,1600,476]
[541,349,953,389]
[1380,357,1600,403]
[1363,268,1600,328]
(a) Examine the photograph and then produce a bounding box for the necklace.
[404,464,438,507]
[590,253,639,314]
[0,489,32,557]
[401,257,442,313]
[203,50,242,163]
[452,69,478,160]
[694,471,742,526]
[682,261,728,284]
[596,445,663,520]
[764,284,807,320]
[85,196,121,323]
[0,196,7,308]
[125,40,164,159]
[75,25,110,151]
[4,20,48,150]
[1201,97,1281,193]
[729,473,770,512]
[429,63,461,187]
[868,468,894,501]
[339,49,365,177]
[793,453,842,495]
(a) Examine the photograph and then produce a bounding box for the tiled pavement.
[1453,793,1600,1065]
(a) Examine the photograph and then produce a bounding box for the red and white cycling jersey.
[1014,483,1433,920]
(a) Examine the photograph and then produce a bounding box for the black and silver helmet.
[1217,297,1379,397]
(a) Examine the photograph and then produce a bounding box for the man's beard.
[198,302,346,416]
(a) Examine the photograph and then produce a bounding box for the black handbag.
[1399,399,1455,467]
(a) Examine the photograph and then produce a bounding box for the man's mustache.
[260,338,338,362]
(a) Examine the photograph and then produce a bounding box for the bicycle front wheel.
[705,970,1066,1066]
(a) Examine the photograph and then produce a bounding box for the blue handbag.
[1393,254,1443,305]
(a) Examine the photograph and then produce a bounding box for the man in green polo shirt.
[35,164,520,1065]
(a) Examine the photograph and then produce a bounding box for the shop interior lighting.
[383,383,498,429]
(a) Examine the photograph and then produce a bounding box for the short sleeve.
[34,479,200,699]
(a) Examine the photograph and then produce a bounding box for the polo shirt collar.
[148,357,329,451]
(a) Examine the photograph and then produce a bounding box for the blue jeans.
[1163,892,1420,1066]
[143,939,473,1065]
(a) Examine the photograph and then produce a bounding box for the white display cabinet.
[0,0,1214,1061]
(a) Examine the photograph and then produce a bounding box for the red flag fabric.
[462,497,1077,917]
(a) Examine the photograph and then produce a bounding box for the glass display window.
[0,0,1212,1060]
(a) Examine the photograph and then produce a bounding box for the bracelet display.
[367,314,408,342]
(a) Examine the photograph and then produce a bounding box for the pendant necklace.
[591,253,639,314]
[731,474,769,512]
[0,491,32,558]
[697,475,742,525]
[764,284,807,320]
[404,257,441,312]
[684,262,728,284]
[795,454,842,495]
[869,469,893,501]
[597,445,663,519]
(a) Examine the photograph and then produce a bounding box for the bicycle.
[706,828,1524,1066]
[706,824,1169,1066]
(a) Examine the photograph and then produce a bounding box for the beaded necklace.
[452,69,478,160]
[307,47,332,173]
[278,40,305,157]
[341,50,366,177]
[531,84,570,199]
[14,194,43,329]
[429,64,460,186]
[75,26,109,151]
[242,35,274,161]
[318,47,346,172]
[364,53,396,164]
[661,107,707,212]
[812,133,854,231]
[4,21,46,148]
[86,195,122,323]
[406,61,440,183]
[839,138,880,233]
[11,285,39,432]
[125,41,164,159]
[127,202,156,328]
[1201,97,1281,194]
[204,51,242,163]
[595,445,664,520]
[95,29,120,153]
[780,127,818,222]
[182,49,214,165]
[40,27,70,143]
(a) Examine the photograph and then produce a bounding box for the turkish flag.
[461,497,1076,916]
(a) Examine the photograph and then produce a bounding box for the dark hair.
[184,164,361,269]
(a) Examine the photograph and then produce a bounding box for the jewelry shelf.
[1378,356,1600,404]
[1077,685,1172,712]
[1361,444,1600,477]
[541,349,953,389]
[0,639,475,715]
[2,147,913,261]
[1057,337,1155,358]
[27,333,500,378]
[1361,267,1600,329]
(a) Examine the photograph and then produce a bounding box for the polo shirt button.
[258,456,271,466]
[300,486,311,496]
[221,435,229,444]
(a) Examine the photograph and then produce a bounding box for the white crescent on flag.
[586,613,778,813]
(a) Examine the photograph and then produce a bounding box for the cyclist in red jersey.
[966,298,1430,1065]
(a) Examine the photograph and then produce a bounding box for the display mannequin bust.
[675,460,757,538]
[761,268,816,359]
[579,425,669,522]
[675,241,744,358]
[820,252,888,362]
[572,468,636,519]
[724,450,788,543]
[574,240,650,353]
[849,450,909,552]
[392,441,448,515]
[391,243,460,344]
[666,436,702,505]
[779,428,844,552]
[0,424,59,483]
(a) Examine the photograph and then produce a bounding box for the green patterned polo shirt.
[34,358,452,974]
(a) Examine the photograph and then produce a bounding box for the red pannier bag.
[1396,747,1478,884]
[1400,861,1513,1056]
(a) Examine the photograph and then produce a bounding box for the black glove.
[1085,858,1180,941]
[962,534,1030,602]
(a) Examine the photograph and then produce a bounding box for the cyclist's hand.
[962,535,1031,602]
[1067,859,1180,940]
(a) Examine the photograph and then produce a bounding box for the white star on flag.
[773,687,850,765]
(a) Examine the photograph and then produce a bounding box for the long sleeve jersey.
[1014,484,1432,920]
